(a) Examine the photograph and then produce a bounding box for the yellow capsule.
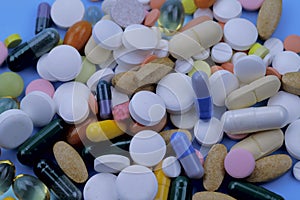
[248,43,269,58]
[86,120,124,142]
[182,0,197,14]
[3,197,16,200]
[154,164,171,200]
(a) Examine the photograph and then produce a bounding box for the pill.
[83,6,103,25]
[150,0,166,9]
[94,154,130,173]
[20,91,56,127]
[193,192,236,200]
[87,68,114,93]
[25,79,55,97]
[213,0,242,23]
[4,34,22,49]
[102,0,117,14]
[282,72,300,95]
[221,62,234,73]
[246,154,292,183]
[222,106,287,134]
[194,0,215,8]
[231,52,247,66]
[225,75,281,110]
[170,132,204,179]
[0,160,15,195]
[162,156,181,178]
[228,181,284,200]
[263,37,284,57]
[50,0,85,29]
[34,159,82,200]
[283,34,300,53]
[210,65,223,74]
[144,9,160,27]
[266,66,282,80]
[170,106,198,129]
[175,58,194,74]
[75,57,97,84]
[13,174,50,200]
[0,98,18,114]
[96,80,112,119]
[257,0,282,40]
[7,28,59,72]
[154,165,171,200]
[160,129,192,144]
[224,18,258,51]
[17,119,66,166]
[0,72,24,98]
[285,119,300,159]
[181,16,211,32]
[116,165,158,200]
[169,176,192,200]
[238,0,264,11]
[203,144,227,191]
[188,60,211,77]
[231,129,284,160]
[36,54,57,82]
[293,161,300,181]
[226,133,248,140]
[35,2,51,34]
[249,43,270,58]
[211,42,233,63]
[0,41,8,66]
[141,54,158,66]
[193,8,213,19]
[272,51,300,75]
[181,0,197,14]
[86,120,123,142]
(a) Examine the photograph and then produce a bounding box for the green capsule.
[169,176,192,200]
[0,160,15,195]
[0,98,18,114]
[158,0,185,36]
[12,174,50,200]
[17,118,66,166]
[228,181,284,200]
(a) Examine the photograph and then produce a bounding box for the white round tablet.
[116,165,158,200]
[211,42,233,63]
[47,45,82,82]
[268,91,300,124]
[84,173,118,200]
[170,106,198,129]
[130,130,166,167]
[263,37,284,57]
[94,154,130,173]
[213,0,242,23]
[0,109,33,149]
[193,8,213,19]
[154,39,169,58]
[194,117,223,147]
[36,53,57,82]
[272,51,300,75]
[93,20,123,50]
[231,52,247,66]
[162,156,181,178]
[129,91,166,126]
[175,58,194,74]
[285,120,300,160]
[224,18,258,51]
[51,0,85,29]
[293,161,300,181]
[20,91,56,127]
[86,68,114,93]
[156,73,196,114]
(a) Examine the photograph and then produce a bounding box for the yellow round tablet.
[4,34,22,49]
[182,0,197,14]
[188,60,211,77]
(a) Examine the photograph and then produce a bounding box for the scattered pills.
[263,37,284,57]
[272,51,300,75]
[211,42,233,63]
[213,0,242,23]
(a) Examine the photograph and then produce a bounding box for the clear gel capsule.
[33,159,82,200]
[35,2,51,34]
[96,80,112,119]
[0,98,18,115]
[169,176,192,200]
[170,132,204,179]
[0,160,15,195]
[7,28,59,72]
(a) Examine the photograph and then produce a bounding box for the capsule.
[33,159,82,200]
[0,97,18,114]
[17,118,66,166]
[0,160,15,195]
[170,132,204,179]
[7,28,59,72]
[154,167,171,200]
[35,2,51,34]
[228,181,284,200]
[96,80,112,119]
[169,176,192,200]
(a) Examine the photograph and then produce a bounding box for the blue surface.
[0,0,300,199]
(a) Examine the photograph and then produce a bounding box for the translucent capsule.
[35,2,51,34]
[158,0,185,35]
[0,98,18,114]
[33,159,82,200]
[0,160,15,195]
[7,28,59,72]
[96,80,112,119]
[13,174,50,200]
[84,6,103,25]
[169,176,192,200]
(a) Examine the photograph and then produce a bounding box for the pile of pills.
[1,0,300,199]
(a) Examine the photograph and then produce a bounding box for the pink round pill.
[226,133,248,140]
[26,79,55,97]
[224,148,255,179]
[0,41,8,66]
[238,0,264,11]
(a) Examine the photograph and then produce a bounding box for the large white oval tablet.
[20,91,56,127]
[170,106,198,129]
[116,165,158,200]
[162,156,181,178]
[224,18,258,51]
[84,173,118,200]
[86,68,114,93]
[285,119,300,160]
[272,51,300,75]
[36,53,57,82]
[293,161,300,181]
[129,91,166,126]
[130,130,166,167]
[0,109,33,149]
[94,154,130,173]
[213,0,242,23]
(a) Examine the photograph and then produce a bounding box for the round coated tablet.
[170,106,198,129]
[26,79,55,97]
[231,52,247,66]
[234,55,266,83]
[86,68,114,92]
[130,130,166,167]
[272,51,300,75]
[50,0,85,29]
[162,156,181,178]
[175,58,194,74]
[129,91,166,126]
[238,0,264,11]
[47,45,82,81]
[211,42,233,63]
[285,120,300,160]
[36,53,57,82]
[94,154,130,173]
[93,19,123,50]
[0,41,8,66]
[0,109,33,149]
[116,165,158,200]
[0,72,24,98]
[293,161,300,181]
[194,117,223,147]
[224,148,255,179]
[84,173,118,200]
[284,35,300,53]
[213,0,242,23]
[224,18,258,51]
[263,37,284,57]
[20,91,56,127]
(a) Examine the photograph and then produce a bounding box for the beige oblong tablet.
[84,36,112,64]
[231,129,284,160]
[193,191,236,200]
[282,72,300,95]
[225,75,281,110]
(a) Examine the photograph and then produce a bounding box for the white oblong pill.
[272,51,300,75]
[213,0,242,23]
[285,120,300,160]
[293,161,300,181]
[162,156,181,178]
[94,154,130,173]
[211,42,233,63]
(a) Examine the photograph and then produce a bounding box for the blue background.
[1,0,300,199]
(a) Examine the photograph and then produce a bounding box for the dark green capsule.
[33,159,82,200]
[228,181,284,200]
[0,160,15,195]
[0,98,18,114]
[17,118,66,166]
[169,176,192,200]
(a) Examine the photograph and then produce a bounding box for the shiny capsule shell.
[0,160,15,195]
[192,191,236,200]
[154,167,171,200]
[169,176,192,200]
[0,98,18,114]
[13,174,50,200]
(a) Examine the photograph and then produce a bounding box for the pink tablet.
[0,41,8,66]
[238,0,264,11]
[25,79,55,97]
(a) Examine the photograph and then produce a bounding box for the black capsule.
[35,2,51,34]
[96,80,112,119]
[169,176,192,200]
[0,160,15,195]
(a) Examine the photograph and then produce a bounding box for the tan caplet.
[282,72,300,95]
[193,191,236,200]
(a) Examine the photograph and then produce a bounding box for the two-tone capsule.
[96,80,112,119]
[35,2,51,34]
